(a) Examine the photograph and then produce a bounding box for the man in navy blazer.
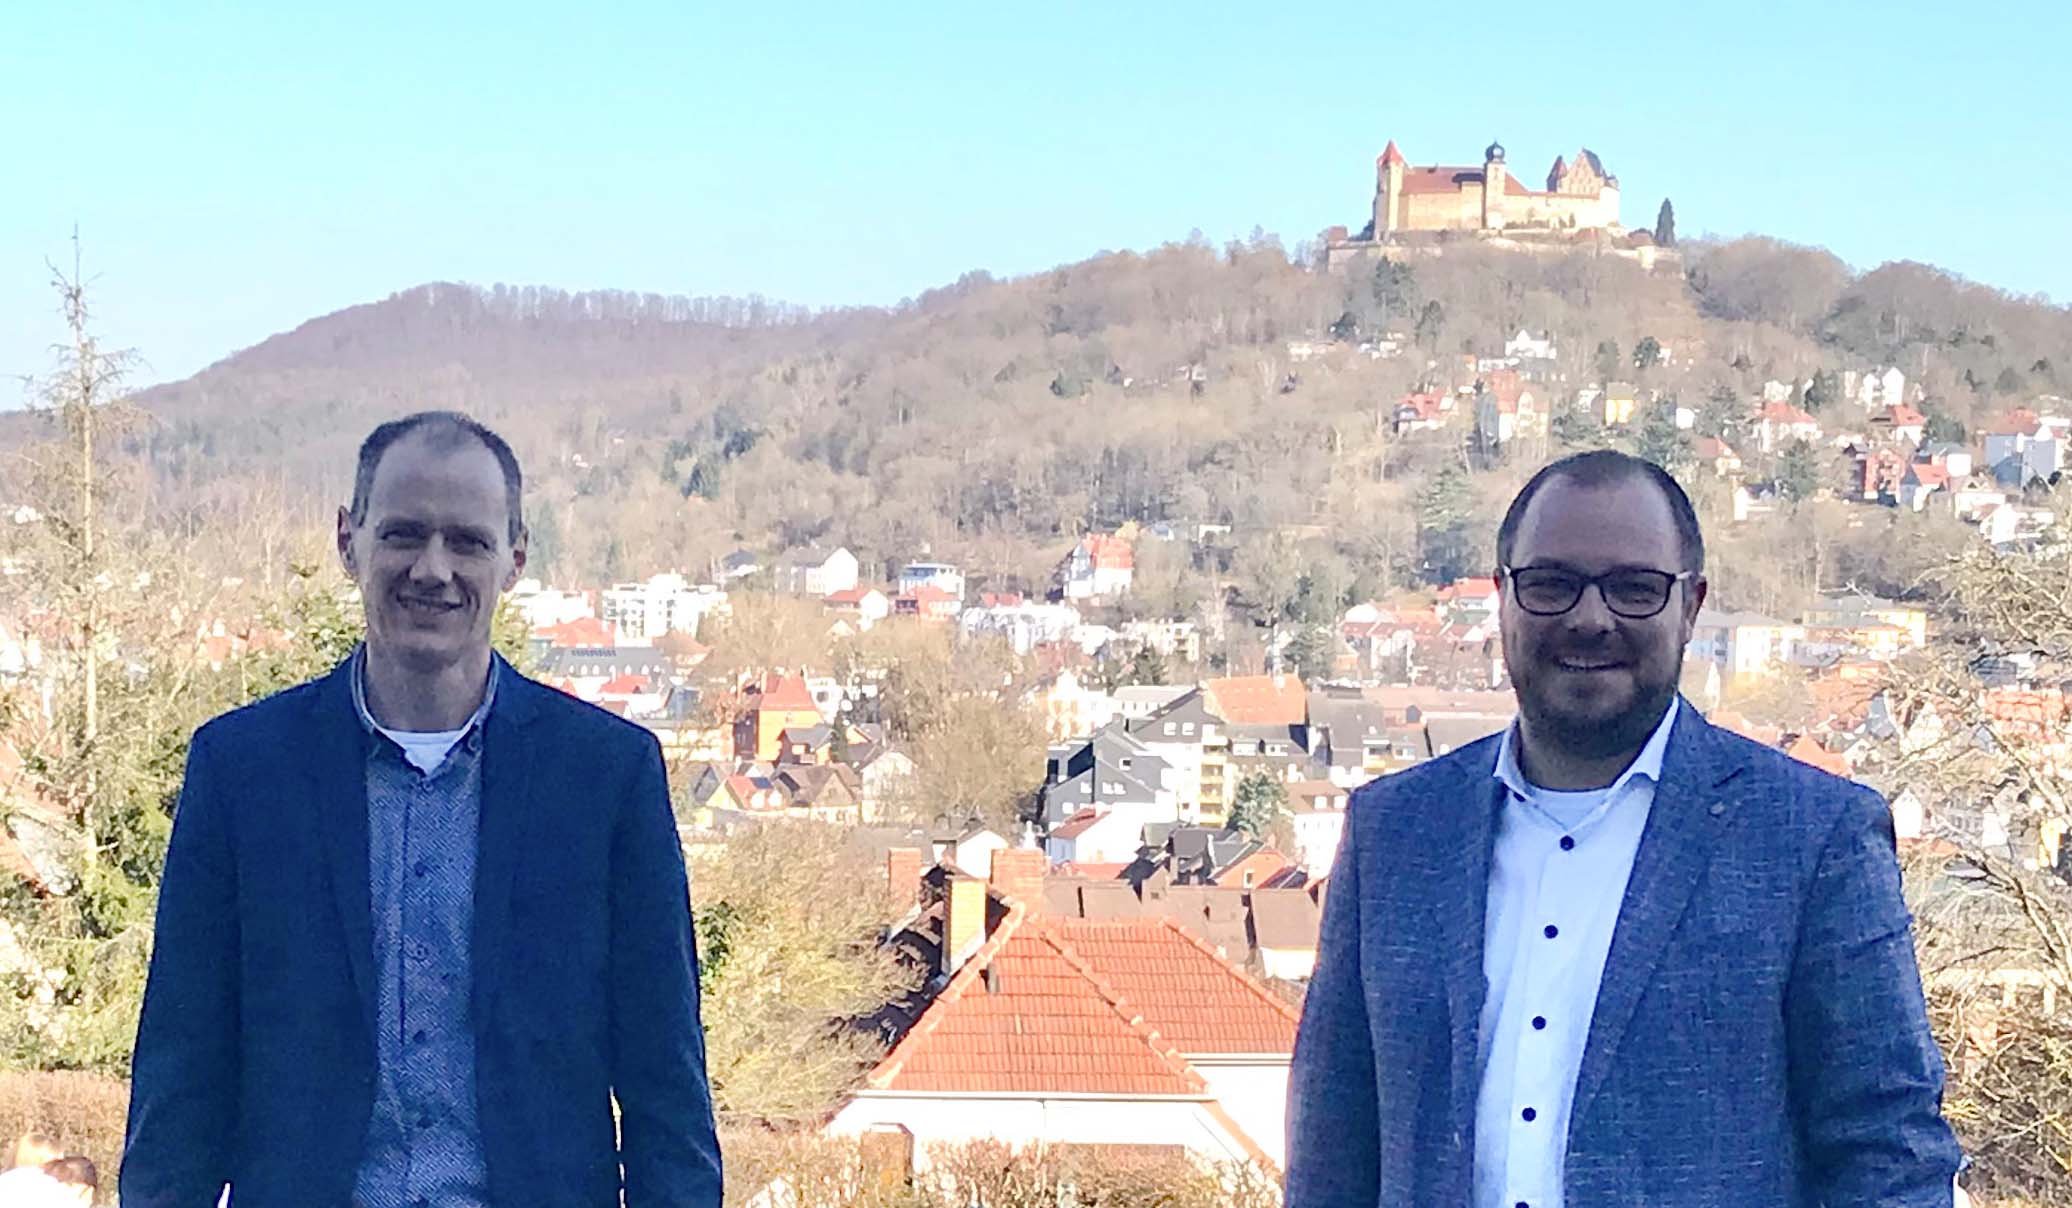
[124,412,722,1206]
[1288,450,1960,1206]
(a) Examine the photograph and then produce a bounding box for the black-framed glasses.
[1499,564,1694,619]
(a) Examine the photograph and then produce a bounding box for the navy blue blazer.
[123,657,722,1207]
[1286,701,1960,1206]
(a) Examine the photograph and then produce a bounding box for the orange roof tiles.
[1202,675,1307,725]
[1759,401,1819,426]
[1051,919,1300,1055]
[1785,735,1852,778]
[536,615,615,648]
[869,912,1204,1097]
[754,674,819,713]
[868,913,1299,1099]
[1378,140,1406,167]
[1080,534,1136,570]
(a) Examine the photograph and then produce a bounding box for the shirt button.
[1522,1107,1537,1122]
[1559,835,1575,851]
[1532,1015,1547,1030]
[418,1112,433,1129]
[412,1029,427,1044]
[413,861,429,877]
[1543,924,1559,939]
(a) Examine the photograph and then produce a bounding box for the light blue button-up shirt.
[1473,698,1680,1208]
[350,649,497,1208]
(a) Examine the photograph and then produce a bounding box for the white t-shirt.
[0,1168,84,1208]
[374,724,467,774]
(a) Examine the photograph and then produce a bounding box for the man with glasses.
[1287,449,1959,1206]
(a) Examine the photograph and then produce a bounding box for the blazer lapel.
[472,660,539,1023]
[1436,744,1505,1147]
[308,659,377,1043]
[1566,702,1744,1142]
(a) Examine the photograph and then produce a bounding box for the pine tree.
[1227,771,1288,840]
[1654,198,1677,247]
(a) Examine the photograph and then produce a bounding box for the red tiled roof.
[536,615,615,648]
[598,673,649,695]
[824,587,880,606]
[868,908,1206,1096]
[1908,464,1950,489]
[1992,409,2041,437]
[754,674,819,713]
[1049,918,1301,1054]
[1886,404,1926,426]
[1759,401,1819,426]
[1079,534,1135,571]
[1051,809,1107,840]
[901,584,959,605]
[1785,735,1851,778]
[1378,140,1405,167]
[1398,165,1481,195]
[1203,675,1307,725]
[1695,436,1737,460]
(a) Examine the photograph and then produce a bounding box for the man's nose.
[1564,582,1618,631]
[409,538,455,583]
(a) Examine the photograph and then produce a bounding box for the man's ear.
[336,506,356,574]
[503,525,529,592]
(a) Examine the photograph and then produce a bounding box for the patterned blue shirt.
[349,649,498,1208]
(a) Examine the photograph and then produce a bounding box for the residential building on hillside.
[508,579,593,629]
[1688,610,1806,680]
[1030,668,1118,742]
[599,573,725,640]
[1058,533,1136,600]
[1113,684,1195,721]
[1117,618,1202,664]
[893,584,962,623]
[1846,366,1908,410]
[960,600,1081,654]
[1985,410,2065,487]
[1283,780,1349,878]
[898,562,965,600]
[1504,329,1557,360]
[1336,139,1622,243]
[772,547,860,597]
[733,674,825,762]
[1039,721,1179,832]
[1126,689,1226,823]
[1754,402,1823,453]
[823,586,892,630]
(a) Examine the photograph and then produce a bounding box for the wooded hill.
[24,234,2072,597]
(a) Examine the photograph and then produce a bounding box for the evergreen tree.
[1633,336,1664,373]
[1285,623,1335,684]
[1369,260,1420,326]
[1634,400,1694,472]
[1415,464,1478,585]
[1654,199,1677,247]
[1777,440,1822,507]
[1414,300,1446,350]
[1122,643,1170,687]
[1594,339,1622,383]
[1226,770,1288,840]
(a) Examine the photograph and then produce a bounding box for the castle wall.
[1400,186,1481,231]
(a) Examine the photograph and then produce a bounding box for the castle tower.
[1375,140,1406,238]
[1481,139,1507,231]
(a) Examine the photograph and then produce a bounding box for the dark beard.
[1522,675,1679,761]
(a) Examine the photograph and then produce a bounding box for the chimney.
[989,847,1048,920]
[885,847,925,912]
[942,875,987,976]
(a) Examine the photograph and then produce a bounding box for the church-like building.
[1325,138,1662,270]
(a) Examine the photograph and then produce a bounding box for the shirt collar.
[1493,694,1681,800]
[350,643,501,739]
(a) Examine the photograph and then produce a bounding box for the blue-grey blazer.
[1286,701,1960,1206]
[122,657,723,1207]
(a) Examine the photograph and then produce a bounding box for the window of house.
[1164,722,1176,735]
[1182,723,1196,735]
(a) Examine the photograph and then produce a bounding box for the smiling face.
[337,429,525,678]
[1499,473,1705,763]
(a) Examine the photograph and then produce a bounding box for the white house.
[1754,402,1823,453]
[1283,780,1349,878]
[773,547,860,597]
[508,579,594,629]
[599,573,726,640]
[824,587,892,630]
[960,601,1082,655]
[1044,809,1143,865]
[1504,329,1557,360]
[1058,534,1135,600]
[829,896,1296,1170]
[1688,610,1805,680]
[898,562,965,601]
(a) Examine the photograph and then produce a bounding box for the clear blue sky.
[4,0,2066,390]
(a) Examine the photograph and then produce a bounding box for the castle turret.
[1481,139,1507,231]
[1375,140,1406,238]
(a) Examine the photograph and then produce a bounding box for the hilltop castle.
[1326,139,1666,270]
